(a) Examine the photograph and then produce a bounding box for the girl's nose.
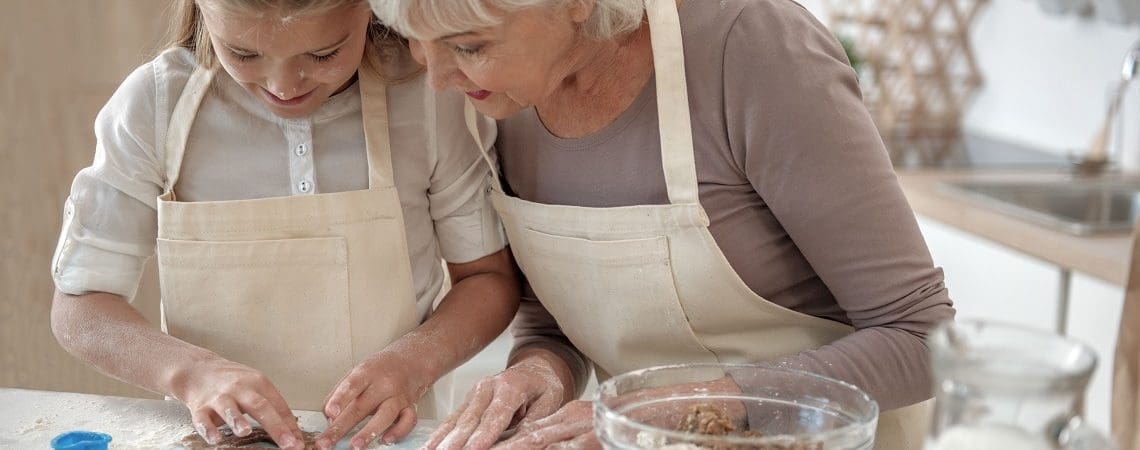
[266,64,306,99]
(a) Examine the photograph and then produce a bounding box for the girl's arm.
[317,248,520,449]
[51,290,307,449]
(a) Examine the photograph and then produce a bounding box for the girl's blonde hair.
[163,0,421,82]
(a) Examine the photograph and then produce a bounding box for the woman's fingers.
[465,389,529,448]
[423,404,461,449]
[547,431,602,450]
[438,381,503,450]
[494,401,594,450]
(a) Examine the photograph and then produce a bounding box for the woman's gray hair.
[370,0,644,41]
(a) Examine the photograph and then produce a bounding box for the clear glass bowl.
[593,364,879,449]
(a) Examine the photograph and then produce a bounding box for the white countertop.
[0,388,436,449]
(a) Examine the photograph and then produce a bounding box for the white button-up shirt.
[52,48,504,316]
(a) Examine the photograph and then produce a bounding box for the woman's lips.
[466,90,491,100]
[262,88,313,107]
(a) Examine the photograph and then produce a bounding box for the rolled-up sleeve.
[427,92,507,264]
[52,62,166,300]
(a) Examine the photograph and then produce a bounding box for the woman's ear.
[568,0,597,24]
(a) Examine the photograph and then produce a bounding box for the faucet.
[1074,37,1140,176]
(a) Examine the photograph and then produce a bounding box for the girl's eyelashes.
[225,49,341,63]
[451,45,483,56]
[312,48,341,62]
[228,49,257,62]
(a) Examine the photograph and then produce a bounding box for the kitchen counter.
[0,388,436,449]
[897,169,1132,285]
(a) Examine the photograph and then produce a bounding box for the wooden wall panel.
[2,1,169,398]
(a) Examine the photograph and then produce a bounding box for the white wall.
[799,0,1140,158]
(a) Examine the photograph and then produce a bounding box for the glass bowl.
[593,364,879,449]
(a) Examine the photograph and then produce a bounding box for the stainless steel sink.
[939,178,1140,235]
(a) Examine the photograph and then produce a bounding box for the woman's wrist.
[509,346,577,404]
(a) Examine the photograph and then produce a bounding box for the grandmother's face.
[406,2,591,119]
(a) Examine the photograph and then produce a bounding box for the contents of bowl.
[672,404,822,450]
[593,364,878,450]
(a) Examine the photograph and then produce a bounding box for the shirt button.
[298,180,313,193]
[295,144,308,156]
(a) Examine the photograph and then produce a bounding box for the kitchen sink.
[938,178,1140,235]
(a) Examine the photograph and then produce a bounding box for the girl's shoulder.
[108,47,200,116]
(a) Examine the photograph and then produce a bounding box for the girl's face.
[406,3,590,119]
[200,2,372,119]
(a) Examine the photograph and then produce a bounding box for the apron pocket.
[156,236,353,409]
[517,228,719,378]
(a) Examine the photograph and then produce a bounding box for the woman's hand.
[316,351,424,450]
[170,356,304,450]
[492,399,598,449]
[424,357,570,450]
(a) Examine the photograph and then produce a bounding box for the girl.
[49,1,517,449]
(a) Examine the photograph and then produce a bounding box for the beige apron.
[1113,219,1140,450]
[155,66,440,416]
[463,0,929,447]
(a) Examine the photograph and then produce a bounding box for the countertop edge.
[896,169,1131,286]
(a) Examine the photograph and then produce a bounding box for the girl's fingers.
[239,393,302,450]
[319,385,384,449]
[382,405,418,444]
[349,398,407,449]
[190,407,223,446]
[217,398,251,437]
[324,375,365,420]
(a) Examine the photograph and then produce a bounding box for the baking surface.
[0,388,436,449]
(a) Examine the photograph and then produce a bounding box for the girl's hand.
[423,357,568,450]
[317,351,425,450]
[171,356,304,450]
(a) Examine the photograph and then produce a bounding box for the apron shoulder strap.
[163,67,216,194]
[464,100,505,192]
[645,0,699,206]
[358,67,399,189]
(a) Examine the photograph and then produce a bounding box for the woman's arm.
[725,0,954,410]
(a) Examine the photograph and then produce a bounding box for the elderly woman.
[372,0,954,448]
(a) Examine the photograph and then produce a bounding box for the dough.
[674,404,822,450]
[179,427,321,449]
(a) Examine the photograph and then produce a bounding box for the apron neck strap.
[461,0,698,204]
[163,66,396,193]
[464,99,505,192]
[163,68,215,193]
[358,67,398,189]
[646,0,699,205]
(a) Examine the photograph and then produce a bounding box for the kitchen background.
[2,0,1138,440]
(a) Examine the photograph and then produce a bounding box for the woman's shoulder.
[681,0,829,44]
